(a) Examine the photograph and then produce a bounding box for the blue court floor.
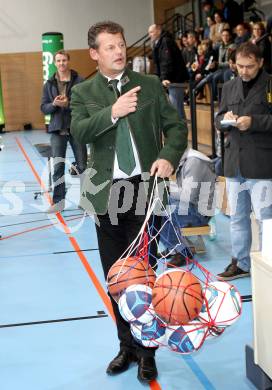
[0,130,256,390]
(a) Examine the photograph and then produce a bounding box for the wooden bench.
[181,225,211,254]
[181,225,211,237]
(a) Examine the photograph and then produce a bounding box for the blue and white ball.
[165,320,206,353]
[130,317,166,347]
[118,284,154,324]
[199,281,242,327]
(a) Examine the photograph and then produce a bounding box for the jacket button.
[109,146,113,150]
[106,168,112,172]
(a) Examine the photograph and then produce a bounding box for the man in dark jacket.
[148,24,188,119]
[215,42,272,280]
[41,50,87,213]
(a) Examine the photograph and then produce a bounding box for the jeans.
[168,85,186,120]
[50,132,87,203]
[195,69,226,100]
[160,198,210,253]
[226,174,272,271]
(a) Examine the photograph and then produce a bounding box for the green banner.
[42,32,64,124]
[0,75,5,125]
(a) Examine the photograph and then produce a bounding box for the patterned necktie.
[109,79,136,175]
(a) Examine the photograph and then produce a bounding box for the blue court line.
[182,354,216,390]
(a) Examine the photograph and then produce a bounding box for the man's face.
[54,54,69,73]
[90,32,126,77]
[236,54,263,81]
[187,34,195,46]
[236,25,245,37]
[148,25,161,42]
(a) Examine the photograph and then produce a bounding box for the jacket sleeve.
[156,79,188,170]
[214,83,232,132]
[248,112,272,134]
[40,82,58,115]
[159,38,178,80]
[70,86,117,144]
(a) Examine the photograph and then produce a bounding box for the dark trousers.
[50,132,87,203]
[95,176,160,358]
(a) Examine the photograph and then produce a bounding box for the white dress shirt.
[105,72,141,179]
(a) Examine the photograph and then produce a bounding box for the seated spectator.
[251,21,272,72]
[234,23,251,46]
[179,34,189,55]
[159,148,216,267]
[196,0,217,39]
[191,43,207,80]
[204,15,215,40]
[182,31,198,79]
[191,40,217,97]
[223,48,237,81]
[195,29,236,99]
[210,10,230,49]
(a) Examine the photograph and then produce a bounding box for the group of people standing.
[40,14,272,384]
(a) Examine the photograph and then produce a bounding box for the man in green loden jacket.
[70,21,187,383]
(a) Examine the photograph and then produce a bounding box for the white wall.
[0,0,154,53]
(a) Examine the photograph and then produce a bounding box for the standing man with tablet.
[215,42,272,280]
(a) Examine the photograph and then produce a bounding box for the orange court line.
[0,220,57,241]
[16,137,114,318]
[15,137,162,390]
[150,380,163,390]
[0,215,84,241]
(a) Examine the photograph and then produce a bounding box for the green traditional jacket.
[70,68,188,214]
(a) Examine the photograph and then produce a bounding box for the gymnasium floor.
[0,130,256,390]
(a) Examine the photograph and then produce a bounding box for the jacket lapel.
[120,68,134,95]
[236,70,266,103]
[236,76,244,102]
[244,70,266,103]
[95,72,116,105]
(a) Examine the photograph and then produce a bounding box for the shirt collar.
[103,71,124,82]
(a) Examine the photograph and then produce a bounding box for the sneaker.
[217,258,250,280]
[46,201,65,214]
[167,253,187,268]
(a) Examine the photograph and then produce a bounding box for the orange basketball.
[152,269,203,325]
[107,256,156,301]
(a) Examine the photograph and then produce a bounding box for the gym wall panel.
[153,0,187,23]
[0,50,96,131]
[0,0,153,54]
[0,0,155,131]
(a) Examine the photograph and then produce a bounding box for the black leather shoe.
[167,253,186,268]
[137,357,158,383]
[106,350,137,375]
